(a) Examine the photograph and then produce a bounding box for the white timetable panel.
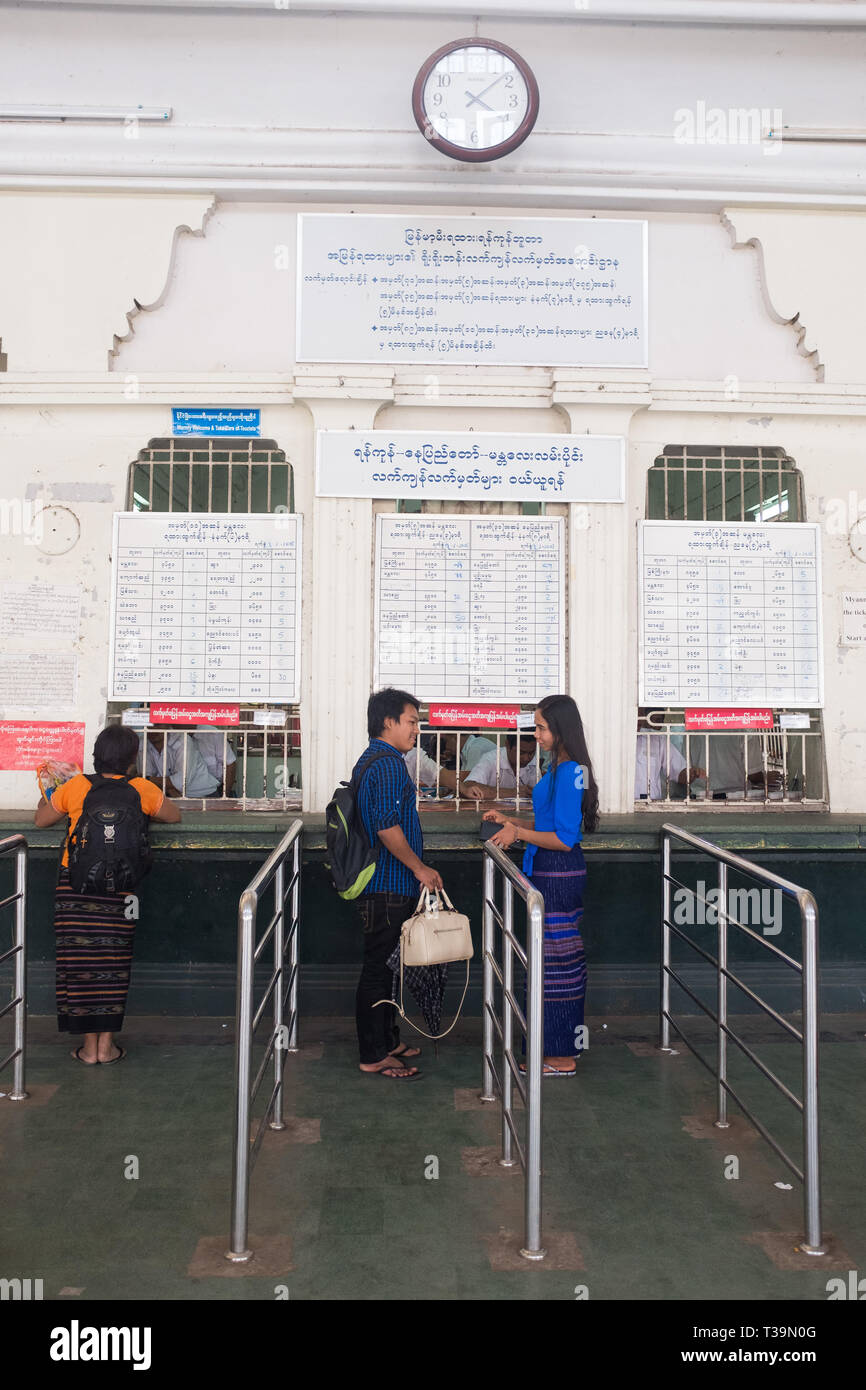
[639,522,822,707]
[109,513,302,703]
[374,515,565,700]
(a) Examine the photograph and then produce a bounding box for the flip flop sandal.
[71,1047,99,1066]
[100,1047,126,1066]
[543,1063,577,1077]
[389,1044,422,1060]
[363,1064,422,1080]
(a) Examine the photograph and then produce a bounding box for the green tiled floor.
[1,1015,864,1301]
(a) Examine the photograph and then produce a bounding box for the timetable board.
[639,522,823,707]
[109,513,302,703]
[374,515,565,701]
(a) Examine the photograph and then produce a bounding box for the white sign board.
[374,514,565,700]
[639,521,823,707]
[317,430,624,503]
[109,513,302,702]
[297,215,647,367]
[840,591,866,646]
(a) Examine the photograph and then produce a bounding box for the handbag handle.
[413,885,459,915]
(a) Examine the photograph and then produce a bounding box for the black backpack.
[67,775,154,896]
[324,749,400,901]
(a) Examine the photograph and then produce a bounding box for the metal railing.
[106,709,303,811]
[480,841,546,1260]
[0,835,27,1102]
[635,718,827,809]
[660,822,823,1254]
[227,821,303,1262]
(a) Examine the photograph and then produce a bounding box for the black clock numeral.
[470,128,479,144]
[508,94,519,108]
[432,92,443,107]
[436,73,451,87]
[504,74,514,87]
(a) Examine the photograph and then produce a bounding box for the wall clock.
[412,37,539,163]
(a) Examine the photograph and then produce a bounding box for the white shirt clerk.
[467,747,540,791]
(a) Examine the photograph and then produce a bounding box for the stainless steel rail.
[0,834,28,1102]
[227,821,303,1262]
[480,841,546,1260]
[660,822,823,1254]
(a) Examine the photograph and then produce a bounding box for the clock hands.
[464,72,508,109]
[465,91,494,112]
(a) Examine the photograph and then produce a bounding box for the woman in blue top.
[483,694,599,1075]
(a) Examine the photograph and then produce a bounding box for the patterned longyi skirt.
[54,866,136,1034]
[528,846,588,1057]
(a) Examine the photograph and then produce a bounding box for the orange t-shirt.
[52,773,165,867]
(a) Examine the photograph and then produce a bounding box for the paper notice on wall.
[0,581,82,642]
[0,653,78,709]
[841,591,866,645]
[0,720,86,771]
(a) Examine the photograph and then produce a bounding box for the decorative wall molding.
[4,371,866,413]
[723,207,866,385]
[0,193,215,371]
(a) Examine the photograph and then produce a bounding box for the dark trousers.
[355,891,415,1064]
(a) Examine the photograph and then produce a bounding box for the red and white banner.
[428,703,522,729]
[149,704,240,726]
[685,708,774,731]
[0,720,86,770]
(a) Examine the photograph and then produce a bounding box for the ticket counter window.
[638,447,826,809]
[108,438,301,810]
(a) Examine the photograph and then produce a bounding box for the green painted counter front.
[2,811,865,1018]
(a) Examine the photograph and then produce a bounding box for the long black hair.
[535,694,599,833]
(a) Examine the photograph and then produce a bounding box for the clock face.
[413,38,539,162]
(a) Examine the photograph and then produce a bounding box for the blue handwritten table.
[109,513,302,702]
[639,522,822,706]
[375,515,565,700]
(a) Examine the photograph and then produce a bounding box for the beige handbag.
[376,887,474,1041]
[402,887,474,967]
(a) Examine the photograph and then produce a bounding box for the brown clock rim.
[412,35,540,164]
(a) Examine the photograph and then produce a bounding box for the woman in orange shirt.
[35,725,181,1066]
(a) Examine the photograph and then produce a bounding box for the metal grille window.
[127,437,293,514]
[639,445,826,810]
[646,446,803,523]
[117,437,300,809]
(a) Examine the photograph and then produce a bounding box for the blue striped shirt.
[353,739,423,897]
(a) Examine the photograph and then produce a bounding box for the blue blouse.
[522,760,585,877]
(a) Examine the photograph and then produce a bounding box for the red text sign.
[149,704,240,726]
[428,703,522,728]
[685,708,774,731]
[0,721,86,770]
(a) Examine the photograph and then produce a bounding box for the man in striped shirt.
[353,688,443,1081]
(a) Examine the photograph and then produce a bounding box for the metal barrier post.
[522,887,546,1261]
[287,834,301,1053]
[270,858,286,1133]
[660,831,672,1051]
[481,843,546,1261]
[801,894,823,1254]
[499,877,515,1167]
[228,892,256,1262]
[480,853,495,1103]
[0,835,28,1102]
[227,821,303,1264]
[659,823,824,1256]
[716,860,729,1129]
